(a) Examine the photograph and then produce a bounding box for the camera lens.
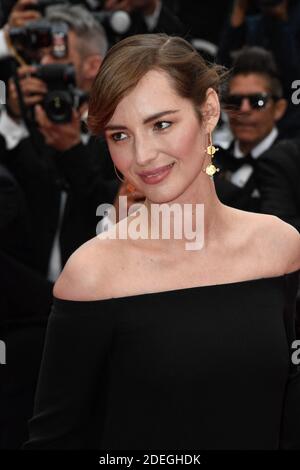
[43,90,73,123]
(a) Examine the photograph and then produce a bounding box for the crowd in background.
[0,0,299,449]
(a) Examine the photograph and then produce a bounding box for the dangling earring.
[204,133,220,177]
[114,164,125,183]
[113,164,136,193]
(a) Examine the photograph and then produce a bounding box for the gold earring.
[114,164,125,183]
[204,133,220,177]
[113,164,136,192]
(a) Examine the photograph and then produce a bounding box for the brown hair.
[88,34,226,136]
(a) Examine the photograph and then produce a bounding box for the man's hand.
[8,0,41,28]
[7,65,47,120]
[35,105,82,152]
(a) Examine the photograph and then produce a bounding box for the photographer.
[0,0,41,86]
[1,4,119,276]
[0,4,119,449]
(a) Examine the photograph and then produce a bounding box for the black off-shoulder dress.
[23,271,300,450]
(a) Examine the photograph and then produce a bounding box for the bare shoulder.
[241,211,300,275]
[53,235,124,301]
[54,212,151,301]
[262,215,300,273]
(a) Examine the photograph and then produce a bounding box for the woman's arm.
[22,295,114,449]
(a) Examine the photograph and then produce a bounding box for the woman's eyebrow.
[143,109,179,124]
[104,109,179,131]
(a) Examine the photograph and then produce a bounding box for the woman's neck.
[136,173,225,253]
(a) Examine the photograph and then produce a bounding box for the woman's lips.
[137,162,175,185]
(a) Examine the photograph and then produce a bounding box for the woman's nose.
[134,135,158,166]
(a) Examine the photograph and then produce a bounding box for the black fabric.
[0,163,32,265]
[23,270,300,449]
[214,145,261,212]
[174,0,230,45]
[126,3,186,37]
[0,133,119,448]
[258,138,300,233]
[0,0,16,27]
[1,133,119,274]
[214,136,285,213]
[0,250,53,325]
[0,162,53,323]
[0,318,48,449]
[0,57,17,91]
[0,162,52,449]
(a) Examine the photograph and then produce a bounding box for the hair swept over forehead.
[88,34,225,136]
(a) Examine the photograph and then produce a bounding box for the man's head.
[225,47,287,152]
[40,5,108,91]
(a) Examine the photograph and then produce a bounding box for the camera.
[32,63,87,123]
[26,0,131,38]
[9,20,69,60]
[10,19,52,50]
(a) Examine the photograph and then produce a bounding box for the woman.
[24,34,300,449]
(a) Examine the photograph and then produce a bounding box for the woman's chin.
[144,188,183,205]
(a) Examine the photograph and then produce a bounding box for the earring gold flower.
[204,134,220,177]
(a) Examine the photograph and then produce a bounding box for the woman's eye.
[154,121,172,131]
[111,132,127,142]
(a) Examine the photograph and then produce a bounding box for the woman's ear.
[200,88,221,134]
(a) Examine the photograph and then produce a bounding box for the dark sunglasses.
[223,93,278,110]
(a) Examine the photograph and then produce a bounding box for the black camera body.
[32,64,87,123]
[9,20,69,60]
[9,20,52,50]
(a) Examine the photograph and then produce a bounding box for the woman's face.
[104,69,214,203]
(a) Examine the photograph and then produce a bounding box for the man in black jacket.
[214,46,287,212]
[258,138,300,339]
[258,138,300,233]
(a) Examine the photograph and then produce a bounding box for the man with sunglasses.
[215,46,287,212]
